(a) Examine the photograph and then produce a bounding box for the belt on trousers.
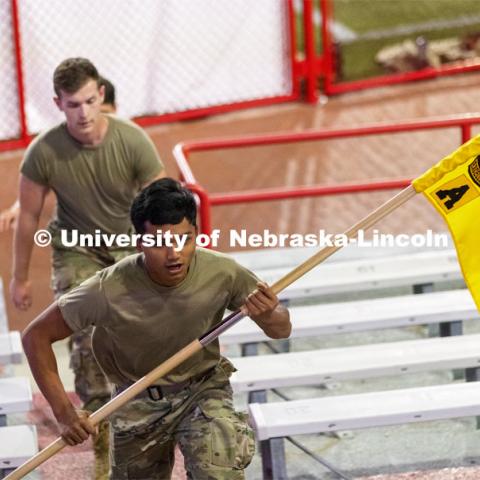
[114,366,217,401]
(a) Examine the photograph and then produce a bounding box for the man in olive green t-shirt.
[11,58,165,478]
[22,178,291,479]
[0,75,117,231]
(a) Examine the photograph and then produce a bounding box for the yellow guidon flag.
[413,135,480,310]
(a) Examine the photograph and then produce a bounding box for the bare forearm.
[22,324,75,422]
[21,304,93,445]
[13,212,39,280]
[23,334,74,420]
[253,304,291,339]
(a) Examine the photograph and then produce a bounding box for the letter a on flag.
[413,135,480,309]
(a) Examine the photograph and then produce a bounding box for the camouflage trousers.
[51,243,134,410]
[109,357,255,480]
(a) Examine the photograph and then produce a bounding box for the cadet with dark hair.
[10,57,165,478]
[22,178,291,479]
[99,77,116,113]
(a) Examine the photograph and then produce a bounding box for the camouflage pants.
[51,243,134,410]
[110,357,255,480]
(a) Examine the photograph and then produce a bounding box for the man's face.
[139,218,197,287]
[54,79,105,139]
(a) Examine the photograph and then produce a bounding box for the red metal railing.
[173,113,480,237]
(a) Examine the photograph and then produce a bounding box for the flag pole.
[6,185,416,480]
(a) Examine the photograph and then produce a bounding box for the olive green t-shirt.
[20,116,163,235]
[58,248,259,386]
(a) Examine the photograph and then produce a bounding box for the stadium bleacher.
[0,280,38,479]
[224,244,480,479]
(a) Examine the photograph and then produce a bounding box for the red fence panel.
[0,0,299,152]
[0,0,24,150]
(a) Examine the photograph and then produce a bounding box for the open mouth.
[166,263,183,274]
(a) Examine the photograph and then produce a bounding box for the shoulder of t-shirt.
[21,124,69,183]
[24,123,68,157]
[97,252,143,293]
[109,117,157,162]
[109,116,150,141]
[195,247,243,273]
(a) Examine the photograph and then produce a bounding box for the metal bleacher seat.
[230,333,480,392]
[249,382,480,479]
[222,288,477,346]
[0,280,38,478]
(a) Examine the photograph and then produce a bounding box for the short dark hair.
[53,58,99,96]
[131,178,197,234]
[99,76,115,107]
